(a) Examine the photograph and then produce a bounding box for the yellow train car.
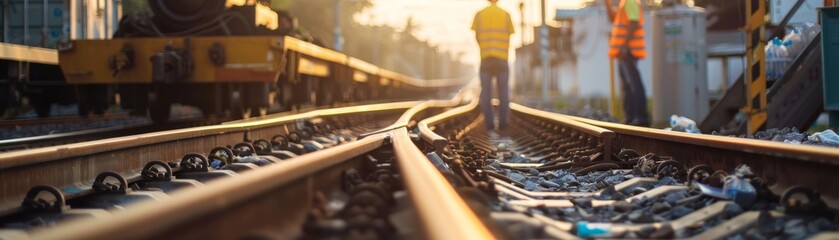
[57,0,467,123]
[59,36,286,122]
[59,34,466,122]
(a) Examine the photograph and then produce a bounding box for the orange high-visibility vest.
[609,0,646,59]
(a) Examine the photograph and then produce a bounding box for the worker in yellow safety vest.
[606,0,650,127]
[472,0,514,130]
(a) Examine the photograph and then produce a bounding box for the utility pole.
[519,1,525,44]
[333,0,344,52]
[540,0,549,104]
[373,25,379,65]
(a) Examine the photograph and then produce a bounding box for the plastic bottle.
[781,39,793,74]
[722,165,757,208]
[668,115,700,134]
[765,40,777,79]
[426,152,452,173]
[766,38,789,79]
[799,22,821,44]
[783,29,803,57]
[576,222,612,238]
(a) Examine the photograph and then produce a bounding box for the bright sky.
[356,0,588,66]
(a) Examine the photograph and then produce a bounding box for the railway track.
[0,86,838,239]
[0,117,223,152]
[0,88,478,239]
[0,99,443,152]
[412,98,839,239]
[0,113,133,128]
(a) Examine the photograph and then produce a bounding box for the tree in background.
[279,0,472,79]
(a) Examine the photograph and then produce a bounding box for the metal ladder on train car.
[699,0,823,135]
[699,33,823,134]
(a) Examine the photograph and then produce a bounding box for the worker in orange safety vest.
[606,0,650,127]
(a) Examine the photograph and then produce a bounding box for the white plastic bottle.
[669,115,700,133]
[765,39,778,79]
[783,29,802,57]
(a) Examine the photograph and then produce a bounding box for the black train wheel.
[148,91,170,124]
[32,99,51,118]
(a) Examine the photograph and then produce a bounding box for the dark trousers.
[617,54,649,124]
[479,58,510,129]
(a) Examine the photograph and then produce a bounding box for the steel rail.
[0,101,417,210]
[391,127,495,240]
[567,115,839,165]
[0,117,210,152]
[565,115,839,207]
[0,124,150,152]
[24,94,490,239]
[811,232,839,240]
[417,96,615,160]
[0,112,131,127]
[417,88,481,151]
[0,101,416,169]
[360,84,477,139]
[409,99,839,238]
[510,103,614,140]
[360,85,494,239]
[509,103,615,161]
[30,133,391,240]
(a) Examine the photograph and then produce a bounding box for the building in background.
[514,21,577,101]
[512,1,746,113]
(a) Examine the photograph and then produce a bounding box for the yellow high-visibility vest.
[472,4,514,61]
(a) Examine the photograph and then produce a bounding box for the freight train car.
[58,0,467,123]
[0,0,120,117]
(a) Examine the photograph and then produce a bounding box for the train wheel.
[118,85,149,116]
[93,103,107,115]
[0,83,16,113]
[148,91,171,124]
[279,82,294,111]
[32,99,51,118]
[229,90,245,119]
[239,83,270,118]
[76,85,108,117]
[316,80,336,107]
[76,86,89,116]
[77,100,90,117]
[92,86,109,115]
[244,106,268,118]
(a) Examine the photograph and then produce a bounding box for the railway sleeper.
[0,117,388,237]
[16,128,452,239]
[414,105,839,239]
[299,156,404,239]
